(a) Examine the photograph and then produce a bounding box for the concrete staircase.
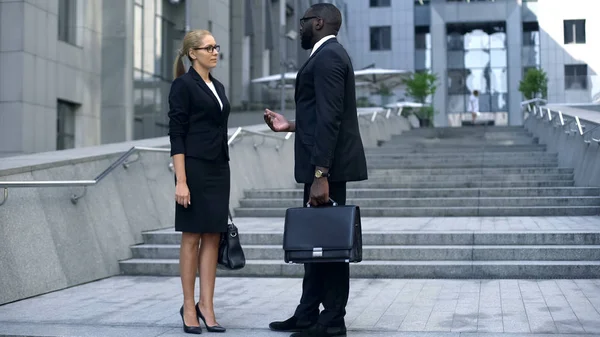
[119,228,600,278]
[119,126,600,278]
[234,126,600,217]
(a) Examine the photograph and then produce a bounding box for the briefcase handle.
[306,198,338,208]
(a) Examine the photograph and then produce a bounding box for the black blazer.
[168,66,230,161]
[293,38,368,184]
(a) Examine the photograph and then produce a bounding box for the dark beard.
[301,31,313,50]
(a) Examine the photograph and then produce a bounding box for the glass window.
[489,68,507,94]
[490,49,507,68]
[143,0,156,75]
[446,32,464,51]
[463,49,489,69]
[522,22,539,46]
[466,68,488,94]
[57,100,77,150]
[370,0,391,7]
[370,26,391,51]
[415,26,430,49]
[134,4,143,70]
[58,0,77,45]
[447,50,465,69]
[564,64,588,90]
[447,69,468,95]
[564,20,586,44]
[446,22,507,113]
[447,95,466,114]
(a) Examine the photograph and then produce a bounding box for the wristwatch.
[315,169,330,179]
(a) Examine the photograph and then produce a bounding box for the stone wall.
[0,114,410,305]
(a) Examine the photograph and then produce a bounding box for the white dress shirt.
[310,35,336,57]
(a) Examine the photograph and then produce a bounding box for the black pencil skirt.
[174,156,230,233]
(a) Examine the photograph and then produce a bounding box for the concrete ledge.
[0,114,410,305]
[524,109,600,188]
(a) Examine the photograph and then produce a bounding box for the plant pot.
[418,118,432,128]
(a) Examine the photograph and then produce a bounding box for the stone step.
[245,187,600,199]
[366,167,574,176]
[371,158,558,164]
[402,126,528,135]
[239,196,600,208]
[368,161,558,169]
[373,145,547,153]
[365,152,557,160]
[119,259,600,278]
[141,230,600,246]
[352,174,574,183]
[389,135,538,141]
[342,181,575,189]
[234,206,600,217]
[397,132,533,137]
[380,143,543,149]
[130,244,600,261]
[389,136,538,143]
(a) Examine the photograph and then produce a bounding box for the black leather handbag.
[217,211,246,270]
[283,199,362,264]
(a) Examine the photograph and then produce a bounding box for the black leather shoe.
[196,303,226,333]
[290,323,347,337]
[180,306,203,334]
[269,316,315,332]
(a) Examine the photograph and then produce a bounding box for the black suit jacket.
[293,38,368,184]
[168,66,230,161]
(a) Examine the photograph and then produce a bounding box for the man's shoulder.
[316,41,349,64]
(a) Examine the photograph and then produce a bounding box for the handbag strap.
[228,209,234,223]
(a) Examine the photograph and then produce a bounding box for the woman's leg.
[180,232,202,327]
[197,232,221,325]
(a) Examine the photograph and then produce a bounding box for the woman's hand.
[175,182,191,208]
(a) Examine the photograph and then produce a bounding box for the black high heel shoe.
[196,304,226,333]
[180,306,203,334]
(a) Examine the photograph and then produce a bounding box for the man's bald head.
[309,3,342,35]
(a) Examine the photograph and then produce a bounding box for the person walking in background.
[469,89,480,124]
[168,29,230,334]
[263,3,368,337]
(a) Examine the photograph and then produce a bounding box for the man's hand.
[309,178,329,206]
[264,109,291,132]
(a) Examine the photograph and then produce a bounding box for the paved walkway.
[1,216,599,337]
[0,276,599,336]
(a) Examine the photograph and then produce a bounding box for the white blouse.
[206,82,223,110]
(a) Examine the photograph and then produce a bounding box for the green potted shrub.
[402,71,438,127]
[519,68,548,110]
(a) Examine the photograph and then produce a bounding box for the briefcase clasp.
[312,247,323,257]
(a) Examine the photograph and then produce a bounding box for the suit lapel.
[295,38,338,97]
[188,67,223,113]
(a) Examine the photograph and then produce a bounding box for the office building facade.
[344,0,598,127]
[0,0,313,157]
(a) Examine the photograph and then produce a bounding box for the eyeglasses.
[194,45,220,53]
[299,16,320,27]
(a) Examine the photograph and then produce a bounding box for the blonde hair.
[173,29,212,79]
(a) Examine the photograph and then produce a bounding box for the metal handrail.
[583,124,600,144]
[227,126,292,146]
[0,146,170,206]
[0,108,404,207]
[523,100,598,142]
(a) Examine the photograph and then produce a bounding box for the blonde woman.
[168,29,229,334]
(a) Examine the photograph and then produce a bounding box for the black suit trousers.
[293,181,349,327]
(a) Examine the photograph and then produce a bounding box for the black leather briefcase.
[283,200,362,264]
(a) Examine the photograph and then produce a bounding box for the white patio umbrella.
[353,68,411,87]
[251,72,297,84]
